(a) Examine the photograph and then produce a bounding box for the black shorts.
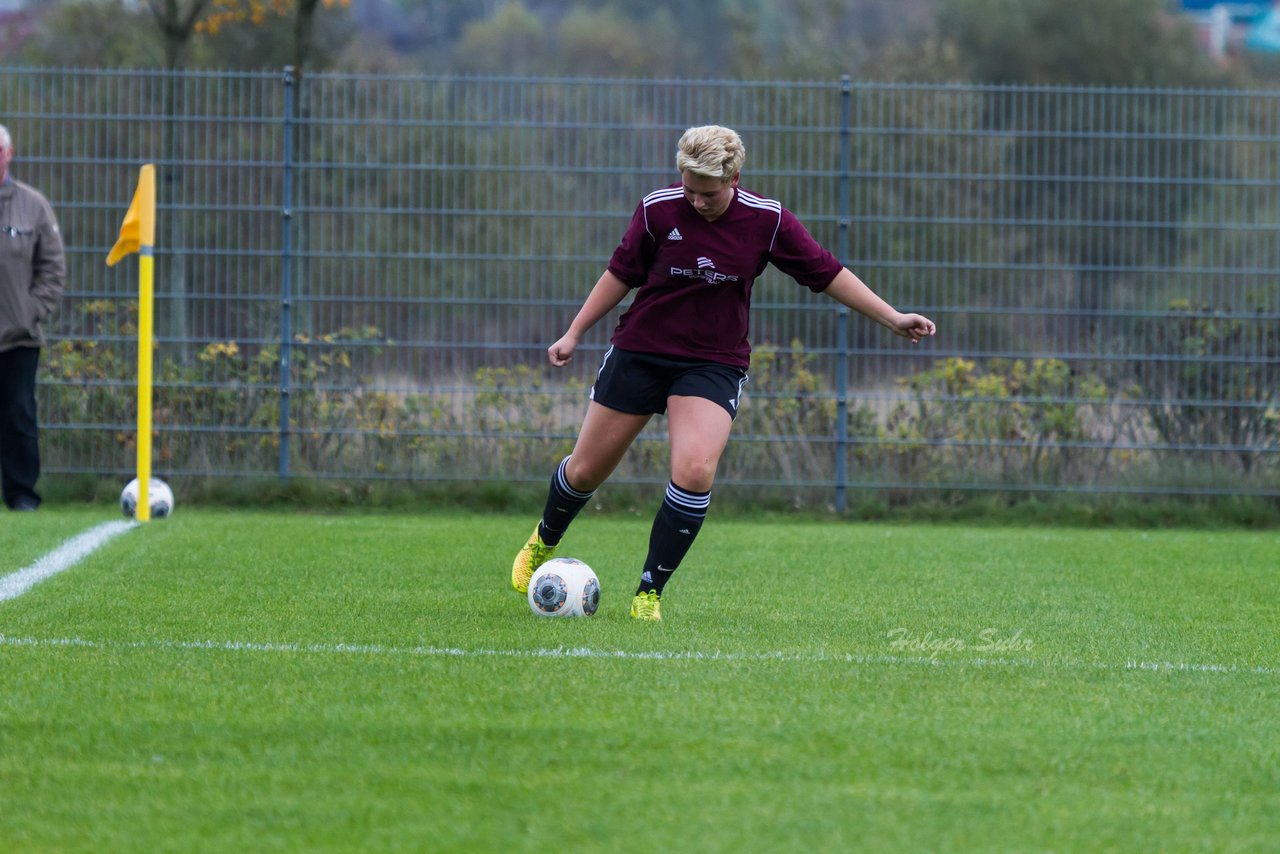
[590,346,749,420]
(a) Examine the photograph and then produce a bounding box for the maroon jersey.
[606,182,844,368]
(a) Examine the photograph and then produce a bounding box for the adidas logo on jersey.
[697,256,715,269]
[668,228,683,241]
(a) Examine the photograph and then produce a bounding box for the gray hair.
[0,124,10,150]
[675,125,745,183]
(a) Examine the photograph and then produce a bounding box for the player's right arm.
[547,270,631,366]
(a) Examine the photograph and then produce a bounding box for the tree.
[146,0,212,70]
[354,0,499,58]
[195,0,352,70]
[937,0,1217,86]
[719,0,938,79]
[451,1,547,74]
[13,1,348,71]
[13,1,162,67]
[556,6,689,77]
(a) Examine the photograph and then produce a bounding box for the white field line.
[0,633,1275,677]
[0,520,135,603]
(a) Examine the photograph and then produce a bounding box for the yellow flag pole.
[136,165,156,521]
[107,165,157,521]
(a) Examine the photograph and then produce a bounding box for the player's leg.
[514,348,662,592]
[546,401,650,541]
[631,394,733,620]
[512,402,650,592]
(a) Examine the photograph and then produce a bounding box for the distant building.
[1171,1,1280,58]
[1245,7,1280,51]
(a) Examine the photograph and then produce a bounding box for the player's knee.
[564,457,607,492]
[672,459,717,493]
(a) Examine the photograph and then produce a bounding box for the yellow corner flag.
[106,164,155,266]
[107,165,158,520]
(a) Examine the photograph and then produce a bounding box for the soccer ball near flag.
[120,477,175,519]
[528,558,600,617]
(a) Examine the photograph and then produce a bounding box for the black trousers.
[0,346,41,508]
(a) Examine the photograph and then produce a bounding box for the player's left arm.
[821,268,936,343]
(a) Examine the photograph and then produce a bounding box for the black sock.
[636,481,709,597]
[537,457,595,547]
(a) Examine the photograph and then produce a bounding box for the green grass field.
[1,509,1278,852]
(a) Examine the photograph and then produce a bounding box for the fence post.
[835,75,853,513]
[279,66,295,479]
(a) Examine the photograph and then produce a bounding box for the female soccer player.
[512,125,936,620]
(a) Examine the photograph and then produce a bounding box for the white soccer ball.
[120,477,175,519]
[528,558,600,618]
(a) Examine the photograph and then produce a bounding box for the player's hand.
[891,313,936,344]
[547,332,579,367]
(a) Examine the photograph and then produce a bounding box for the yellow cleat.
[629,590,662,621]
[511,525,557,593]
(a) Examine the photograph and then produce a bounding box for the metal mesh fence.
[3,68,1276,502]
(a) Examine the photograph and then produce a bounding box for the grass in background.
[1,510,1278,851]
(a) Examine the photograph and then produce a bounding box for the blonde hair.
[676,125,745,182]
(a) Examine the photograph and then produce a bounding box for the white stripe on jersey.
[643,187,684,207]
[642,188,684,239]
[736,189,782,213]
[736,189,784,252]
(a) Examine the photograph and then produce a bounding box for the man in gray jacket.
[0,123,65,511]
